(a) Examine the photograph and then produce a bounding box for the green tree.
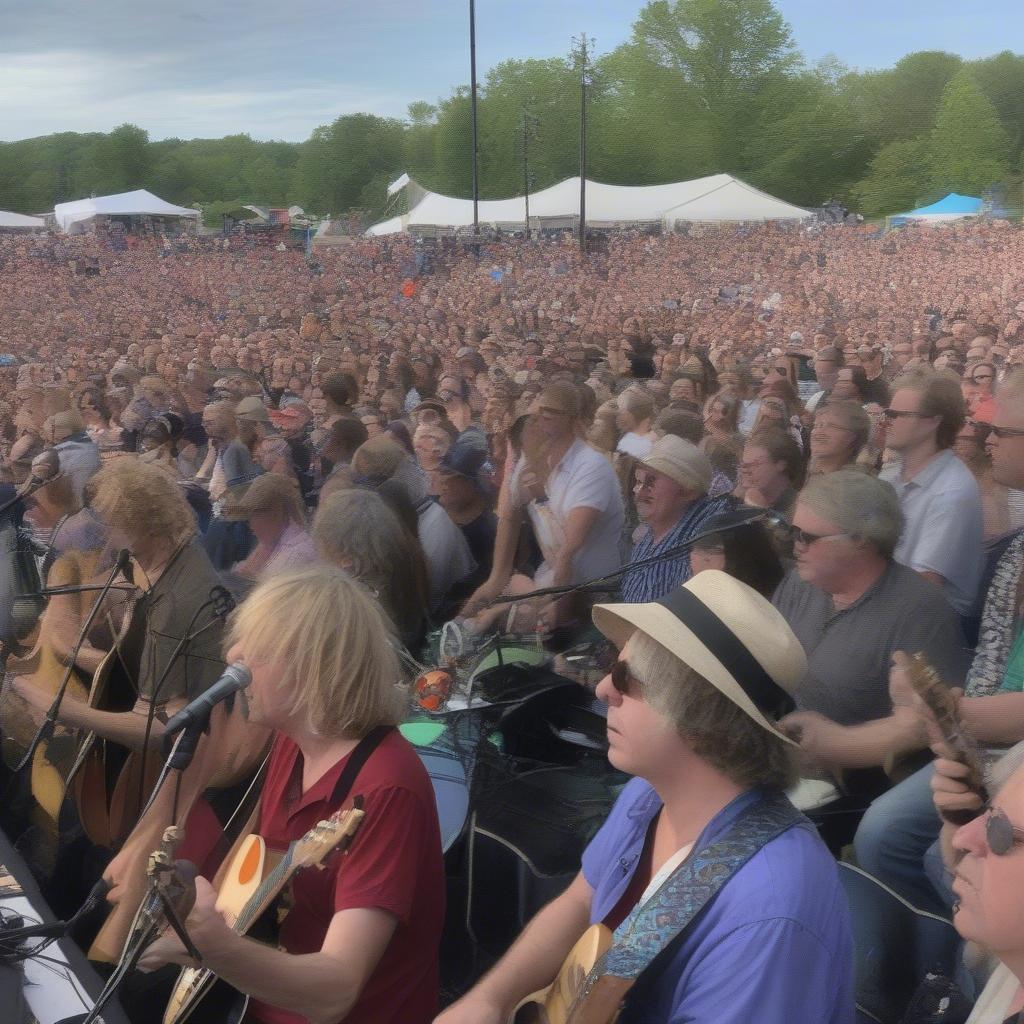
[969,51,1024,165]
[93,123,152,192]
[745,61,874,206]
[292,113,404,215]
[629,0,798,169]
[930,68,1010,194]
[851,138,934,217]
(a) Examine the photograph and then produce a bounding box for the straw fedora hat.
[593,570,806,744]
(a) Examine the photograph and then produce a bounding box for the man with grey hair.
[620,435,733,603]
[772,471,966,729]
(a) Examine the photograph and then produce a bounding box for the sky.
[1,0,1022,143]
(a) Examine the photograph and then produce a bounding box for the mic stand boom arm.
[492,509,769,606]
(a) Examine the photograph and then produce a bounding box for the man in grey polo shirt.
[772,471,966,729]
[879,370,983,619]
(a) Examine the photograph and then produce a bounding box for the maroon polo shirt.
[249,729,444,1024]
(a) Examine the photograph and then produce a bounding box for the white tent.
[367,174,810,235]
[662,177,812,225]
[0,210,46,231]
[53,189,201,233]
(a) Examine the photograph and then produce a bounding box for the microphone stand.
[134,606,229,824]
[0,475,54,521]
[493,509,769,607]
[12,552,132,775]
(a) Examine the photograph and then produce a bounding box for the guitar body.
[163,807,364,1024]
[510,925,631,1024]
[0,549,105,866]
[66,591,149,849]
[163,835,277,1024]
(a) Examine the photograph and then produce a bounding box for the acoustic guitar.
[162,803,365,1024]
[0,548,109,864]
[509,923,633,1024]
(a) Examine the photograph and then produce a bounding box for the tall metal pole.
[469,0,480,233]
[577,36,588,254]
[579,69,586,253]
[522,115,531,240]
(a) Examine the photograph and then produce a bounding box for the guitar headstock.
[290,807,365,871]
[902,651,988,811]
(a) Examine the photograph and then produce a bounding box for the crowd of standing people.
[3,216,1024,1022]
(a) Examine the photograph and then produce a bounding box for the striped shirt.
[619,493,734,604]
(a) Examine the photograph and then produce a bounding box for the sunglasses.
[790,527,850,547]
[771,366,789,375]
[971,374,994,382]
[991,424,1024,439]
[986,806,1024,855]
[883,409,930,420]
[610,659,641,694]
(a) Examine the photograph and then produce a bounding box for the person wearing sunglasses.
[880,371,984,621]
[929,747,1024,1023]
[436,572,853,1024]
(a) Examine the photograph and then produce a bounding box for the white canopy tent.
[53,189,201,233]
[367,174,810,235]
[662,177,812,225]
[0,210,46,231]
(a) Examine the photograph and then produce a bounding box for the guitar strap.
[329,724,395,805]
[596,790,813,1011]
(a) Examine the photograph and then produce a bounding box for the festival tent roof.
[367,174,810,235]
[662,176,813,225]
[0,210,46,230]
[890,193,983,224]
[53,189,201,232]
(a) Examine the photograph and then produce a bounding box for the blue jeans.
[853,763,952,916]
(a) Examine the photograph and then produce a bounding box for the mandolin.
[509,924,631,1024]
[904,652,988,825]
[162,803,365,1024]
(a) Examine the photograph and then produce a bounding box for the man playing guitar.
[139,564,445,1024]
[437,571,854,1024]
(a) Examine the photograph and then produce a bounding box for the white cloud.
[0,50,410,140]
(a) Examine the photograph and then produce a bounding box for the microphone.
[209,584,236,619]
[118,547,135,585]
[162,663,252,739]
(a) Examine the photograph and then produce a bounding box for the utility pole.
[572,33,593,254]
[521,111,537,239]
[469,0,480,233]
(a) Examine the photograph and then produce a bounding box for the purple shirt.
[581,780,854,1024]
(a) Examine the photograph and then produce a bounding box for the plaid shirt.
[619,494,734,604]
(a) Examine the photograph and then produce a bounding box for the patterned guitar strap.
[584,790,815,1015]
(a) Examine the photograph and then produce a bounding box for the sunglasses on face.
[990,424,1024,439]
[972,374,994,382]
[790,526,850,547]
[610,659,641,694]
[985,806,1024,855]
[883,408,930,420]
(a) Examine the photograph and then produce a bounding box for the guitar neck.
[233,846,296,936]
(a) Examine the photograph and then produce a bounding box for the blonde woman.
[139,565,446,1024]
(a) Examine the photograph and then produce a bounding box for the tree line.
[1,0,1022,224]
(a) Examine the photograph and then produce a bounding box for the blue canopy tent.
[889,193,983,226]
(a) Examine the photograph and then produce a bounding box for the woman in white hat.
[437,571,853,1024]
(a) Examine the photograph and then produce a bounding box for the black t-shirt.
[861,374,891,407]
[459,509,497,580]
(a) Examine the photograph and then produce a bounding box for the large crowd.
[3,216,1024,1022]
